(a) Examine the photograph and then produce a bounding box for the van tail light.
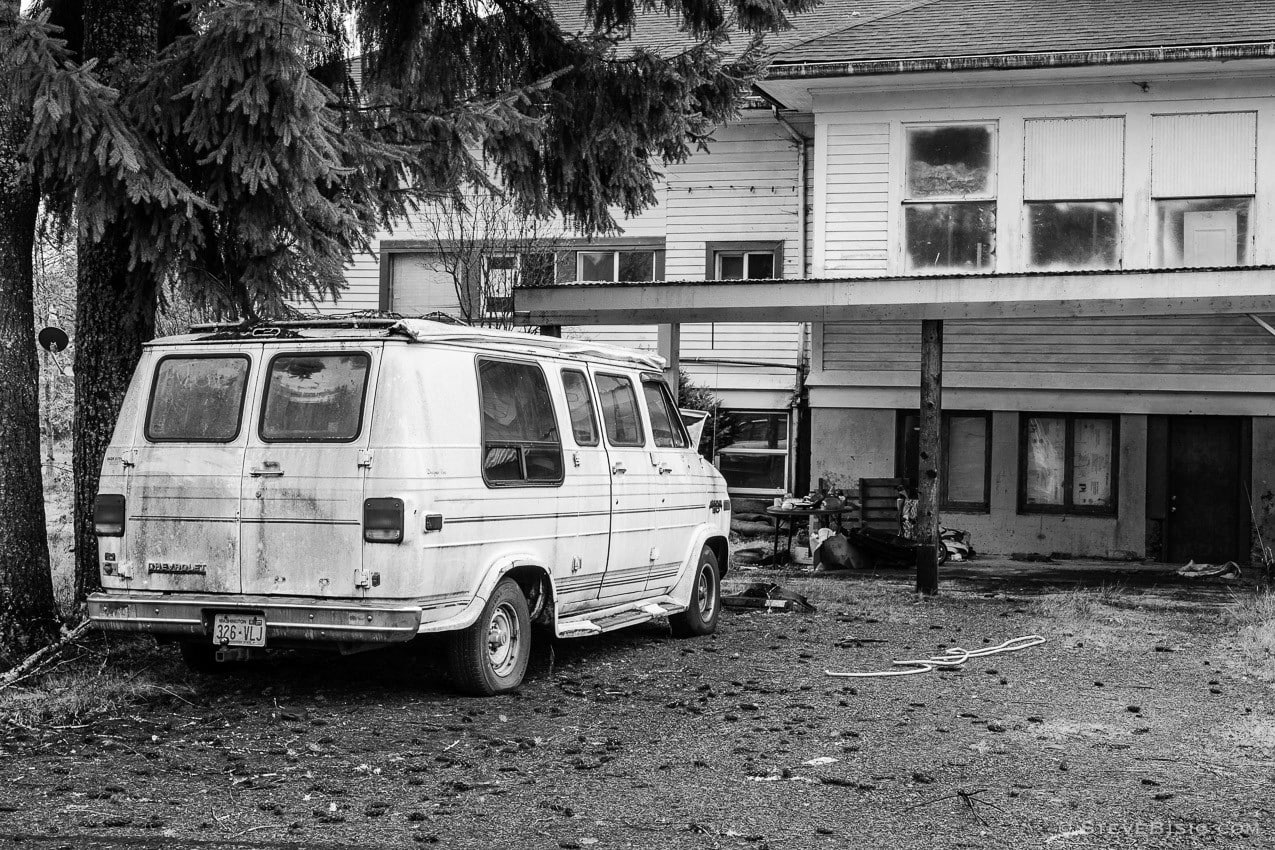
[94,494,126,536]
[363,498,404,544]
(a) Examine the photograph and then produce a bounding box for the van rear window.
[146,355,250,442]
[261,353,370,442]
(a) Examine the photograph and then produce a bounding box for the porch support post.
[916,319,943,595]
[657,323,681,400]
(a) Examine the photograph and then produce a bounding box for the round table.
[764,504,855,566]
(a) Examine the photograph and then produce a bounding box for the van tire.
[178,641,224,673]
[449,577,531,696]
[670,547,721,637]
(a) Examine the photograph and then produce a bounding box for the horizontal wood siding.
[823,122,890,275]
[822,316,1275,378]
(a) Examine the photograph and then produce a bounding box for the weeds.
[1227,589,1275,680]
[1029,585,1132,648]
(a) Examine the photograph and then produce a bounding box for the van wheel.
[178,641,224,673]
[449,578,531,696]
[671,547,720,637]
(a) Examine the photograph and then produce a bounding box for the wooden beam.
[916,320,942,595]
[516,267,1275,325]
[657,323,680,399]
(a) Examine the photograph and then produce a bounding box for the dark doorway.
[1166,416,1250,564]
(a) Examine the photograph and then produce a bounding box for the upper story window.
[1151,112,1256,268]
[1023,117,1124,270]
[903,124,997,273]
[706,241,782,280]
[483,253,554,318]
[577,249,661,282]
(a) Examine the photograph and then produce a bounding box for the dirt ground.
[1,566,1273,850]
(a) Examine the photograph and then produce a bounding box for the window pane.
[617,251,654,281]
[479,359,562,483]
[907,125,993,198]
[642,381,689,448]
[1027,202,1121,270]
[1156,198,1251,267]
[746,252,775,279]
[905,203,996,272]
[718,453,786,492]
[261,354,368,442]
[1072,418,1114,508]
[716,411,788,451]
[1024,416,1066,505]
[579,252,614,281]
[718,254,744,279]
[484,257,517,316]
[594,373,644,446]
[147,356,249,442]
[946,415,988,505]
[561,369,599,447]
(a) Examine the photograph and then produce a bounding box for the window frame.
[902,121,998,274]
[1017,413,1120,517]
[258,350,371,445]
[1153,195,1254,268]
[895,410,993,514]
[475,356,565,488]
[713,408,791,496]
[593,371,647,448]
[575,249,661,282]
[704,240,784,280]
[560,367,600,448]
[145,353,252,444]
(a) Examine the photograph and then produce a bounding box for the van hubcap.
[487,603,521,677]
[697,565,716,620]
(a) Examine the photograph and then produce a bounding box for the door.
[1167,416,1248,564]
[553,367,613,611]
[591,369,657,604]
[240,346,377,597]
[640,376,702,595]
[124,348,258,595]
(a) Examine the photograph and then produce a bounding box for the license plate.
[212,613,266,647]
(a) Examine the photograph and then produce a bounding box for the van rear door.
[240,345,378,597]
[124,347,258,595]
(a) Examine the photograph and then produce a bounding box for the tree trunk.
[915,319,943,595]
[71,0,162,605]
[0,0,61,666]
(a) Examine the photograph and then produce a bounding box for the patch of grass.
[777,575,921,623]
[1028,585,1134,648]
[1227,590,1275,680]
[0,635,191,730]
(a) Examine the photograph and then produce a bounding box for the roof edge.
[767,41,1275,79]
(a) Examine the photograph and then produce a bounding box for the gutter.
[766,41,1275,80]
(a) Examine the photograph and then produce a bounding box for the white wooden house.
[515,0,1275,564]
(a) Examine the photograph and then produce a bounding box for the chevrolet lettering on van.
[147,562,207,576]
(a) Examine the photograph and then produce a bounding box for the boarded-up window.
[1020,414,1118,515]
[389,254,463,315]
[1024,118,1124,201]
[1152,112,1256,198]
[898,411,991,512]
[1156,197,1251,267]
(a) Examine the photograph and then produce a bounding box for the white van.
[87,318,731,694]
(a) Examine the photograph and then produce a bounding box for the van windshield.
[261,353,370,442]
[146,355,250,442]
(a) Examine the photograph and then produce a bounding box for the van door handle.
[611,462,627,475]
[249,462,284,477]
[658,464,673,475]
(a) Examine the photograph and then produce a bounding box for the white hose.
[824,634,1046,678]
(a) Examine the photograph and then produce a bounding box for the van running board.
[555,598,685,639]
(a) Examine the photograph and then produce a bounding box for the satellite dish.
[38,327,69,353]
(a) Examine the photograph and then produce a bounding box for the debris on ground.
[721,582,817,614]
[824,635,1046,678]
[1176,560,1241,580]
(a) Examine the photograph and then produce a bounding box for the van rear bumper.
[87,592,423,644]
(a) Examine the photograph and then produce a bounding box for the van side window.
[146,355,250,442]
[642,379,690,448]
[478,359,564,485]
[594,373,645,447]
[261,353,370,442]
[560,369,599,447]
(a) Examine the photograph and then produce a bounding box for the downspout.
[773,106,810,494]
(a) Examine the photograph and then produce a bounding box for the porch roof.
[514,266,1275,325]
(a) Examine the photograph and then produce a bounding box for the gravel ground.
[1,569,1272,850]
